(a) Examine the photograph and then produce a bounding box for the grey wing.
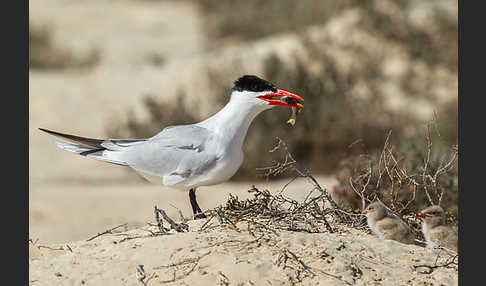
[149,125,210,150]
[120,125,218,185]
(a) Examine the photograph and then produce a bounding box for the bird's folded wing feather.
[375,217,409,237]
[101,139,147,150]
[149,125,211,150]
[376,218,399,232]
[431,226,456,240]
[119,125,219,185]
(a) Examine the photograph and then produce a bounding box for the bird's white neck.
[198,94,270,150]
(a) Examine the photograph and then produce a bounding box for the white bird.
[39,75,304,219]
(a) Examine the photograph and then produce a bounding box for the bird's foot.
[193,212,207,220]
[189,188,206,220]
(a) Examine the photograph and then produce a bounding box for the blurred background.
[29,0,457,243]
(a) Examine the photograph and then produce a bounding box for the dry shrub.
[357,0,457,72]
[251,51,402,176]
[193,0,356,42]
[194,0,457,74]
[29,24,101,70]
[105,91,199,139]
[199,138,351,235]
[332,126,458,225]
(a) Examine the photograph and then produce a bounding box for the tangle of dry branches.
[333,124,458,233]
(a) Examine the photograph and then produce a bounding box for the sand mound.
[29,218,458,286]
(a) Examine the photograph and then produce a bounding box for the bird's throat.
[198,98,268,150]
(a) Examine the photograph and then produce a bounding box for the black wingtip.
[39,127,54,135]
[38,128,104,148]
[38,127,64,137]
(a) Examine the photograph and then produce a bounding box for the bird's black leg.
[189,188,206,219]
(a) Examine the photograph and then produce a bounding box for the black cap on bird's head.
[416,205,445,219]
[231,75,304,108]
[232,75,277,93]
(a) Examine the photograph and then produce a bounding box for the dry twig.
[154,206,189,233]
[86,223,128,242]
[413,247,458,274]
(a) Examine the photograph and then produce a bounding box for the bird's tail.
[39,128,145,166]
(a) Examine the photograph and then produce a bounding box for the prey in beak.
[258,88,304,108]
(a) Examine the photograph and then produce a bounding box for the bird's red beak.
[362,210,368,215]
[416,212,426,219]
[257,88,304,108]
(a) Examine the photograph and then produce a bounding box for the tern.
[39,75,304,219]
[416,205,458,251]
[362,201,415,244]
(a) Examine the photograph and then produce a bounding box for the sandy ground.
[29,218,458,286]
